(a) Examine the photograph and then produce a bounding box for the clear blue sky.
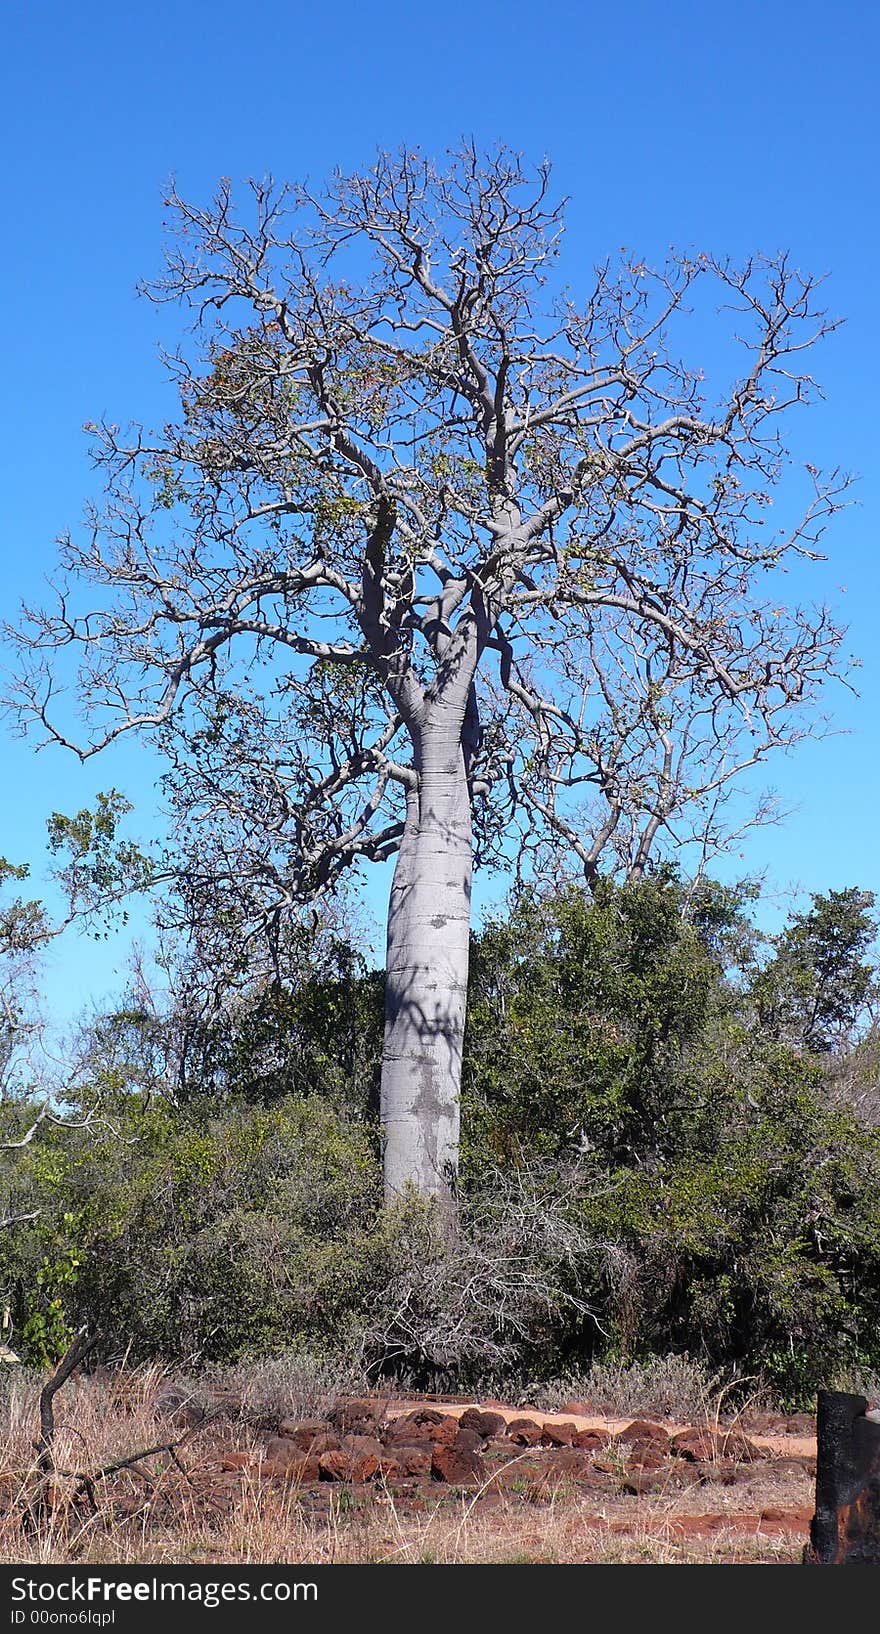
[2,0,878,1019]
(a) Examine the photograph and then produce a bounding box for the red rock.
[220,1451,253,1471]
[278,1420,340,1453]
[384,1432,436,1456]
[671,1426,761,1463]
[318,1451,349,1481]
[343,1433,384,1460]
[615,1420,671,1453]
[591,1456,620,1476]
[431,1444,486,1485]
[318,1449,380,1483]
[378,1450,434,1490]
[377,1454,402,1479]
[715,1429,764,1462]
[459,1408,507,1439]
[506,1417,544,1446]
[328,1399,383,1435]
[670,1427,716,1462]
[262,1452,321,1483]
[388,1410,459,1446]
[453,1426,484,1454]
[301,1431,340,1455]
[264,1436,318,1471]
[391,1444,434,1483]
[541,1420,577,1447]
[622,1468,673,1496]
[573,1429,610,1451]
[760,1505,813,1525]
[624,1445,668,1473]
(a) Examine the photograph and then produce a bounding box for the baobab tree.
[9,148,846,1223]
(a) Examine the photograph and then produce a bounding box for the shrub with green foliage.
[579,1047,880,1401]
[752,887,878,1054]
[6,1095,390,1363]
[462,873,880,1403]
[5,869,880,1407]
[6,1099,608,1390]
[462,870,737,1167]
[171,942,385,1115]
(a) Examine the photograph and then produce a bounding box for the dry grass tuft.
[529,1354,724,1420]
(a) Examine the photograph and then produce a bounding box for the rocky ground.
[0,1382,821,1564]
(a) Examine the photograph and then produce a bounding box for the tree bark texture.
[381,730,473,1224]
[807,1389,880,1563]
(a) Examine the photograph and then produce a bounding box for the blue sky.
[2,0,878,1020]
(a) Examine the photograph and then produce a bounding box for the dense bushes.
[170,939,384,1115]
[461,874,880,1401]
[5,1099,607,1386]
[3,871,880,1405]
[462,872,731,1167]
[6,1096,382,1363]
[579,1059,880,1399]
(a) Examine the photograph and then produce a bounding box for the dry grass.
[0,1365,811,1567]
[529,1354,738,1421]
[171,1353,373,1427]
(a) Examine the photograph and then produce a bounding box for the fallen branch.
[59,1408,222,1517]
[22,1338,220,1533]
[0,1210,39,1231]
[80,1410,218,1484]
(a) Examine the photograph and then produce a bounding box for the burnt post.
[807,1390,880,1563]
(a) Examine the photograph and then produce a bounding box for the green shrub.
[462,871,731,1168]
[5,871,880,1407]
[462,877,880,1404]
[7,1095,388,1364]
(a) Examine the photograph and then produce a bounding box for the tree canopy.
[7,146,849,1210]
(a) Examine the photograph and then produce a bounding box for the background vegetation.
[3,861,879,1408]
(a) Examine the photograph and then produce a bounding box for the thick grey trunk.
[381,732,472,1226]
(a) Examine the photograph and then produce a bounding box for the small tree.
[462,870,731,1168]
[754,888,878,1054]
[9,148,847,1220]
[1,801,150,1232]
